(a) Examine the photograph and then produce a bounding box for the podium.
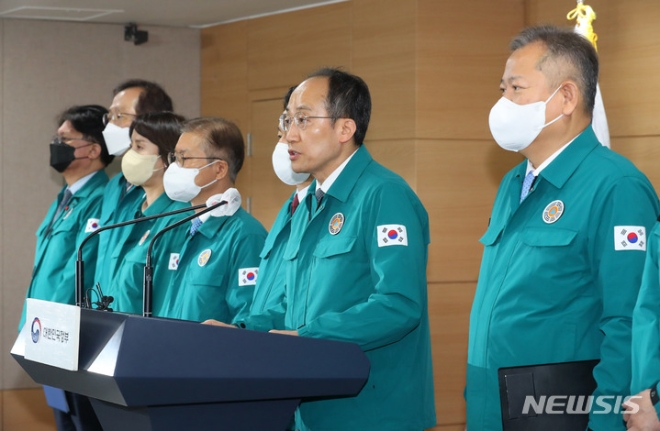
[12,308,370,431]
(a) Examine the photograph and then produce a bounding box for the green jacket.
[19,170,108,330]
[632,222,660,419]
[166,207,266,323]
[284,145,436,431]
[241,192,295,331]
[467,127,659,430]
[107,193,189,316]
[94,173,143,292]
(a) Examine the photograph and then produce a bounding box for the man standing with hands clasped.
[466,26,659,430]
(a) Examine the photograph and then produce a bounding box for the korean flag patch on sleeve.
[84,218,100,233]
[614,226,646,251]
[238,268,259,286]
[377,224,408,247]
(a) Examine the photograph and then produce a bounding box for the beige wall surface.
[0,18,200,397]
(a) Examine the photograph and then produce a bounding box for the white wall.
[0,18,200,389]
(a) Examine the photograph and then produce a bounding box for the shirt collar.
[67,171,98,195]
[296,185,310,203]
[525,136,576,177]
[522,125,601,189]
[316,148,359,194]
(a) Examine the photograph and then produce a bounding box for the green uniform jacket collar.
[195,208,234,239]
[527,125,600,190]
[317,145,372,203]
[137,192,178,217]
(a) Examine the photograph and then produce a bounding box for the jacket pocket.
[313,236,357,258]
[520,227,578,247]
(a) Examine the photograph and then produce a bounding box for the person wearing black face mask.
[50,136,96,172]
[19,104,111,431]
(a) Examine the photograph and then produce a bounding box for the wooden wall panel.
[526,0,660,137]
[201,21,248,129]
[352,0,416,141]
[417,140,523,282]
[428,426,465,431]
[201,21,251,207]
[2,389,55,431]
[366,140,416,189]
[247,3,352,92]
[611,136,660,193]
[416,0,525,141]
[428,281,475,426]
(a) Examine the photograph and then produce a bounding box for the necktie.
[520,171,536,203]
[190,217,202,237]
[315,188,325,206]
[291,193,300,215]
[45,189,73,236]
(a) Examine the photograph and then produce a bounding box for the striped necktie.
[45,189,73,236]
[291,193,300,215]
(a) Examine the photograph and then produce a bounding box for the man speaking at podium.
[269,68,436,431]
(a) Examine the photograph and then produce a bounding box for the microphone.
[142,191,239,317]
[75,203,206,308]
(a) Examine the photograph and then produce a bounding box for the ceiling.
[0,0,347,28]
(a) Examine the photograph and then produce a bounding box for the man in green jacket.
[163,117,266,323]
[271,68,436,431]
[21,104,111,431]
[467,26,660,430]
[626,225,660,428]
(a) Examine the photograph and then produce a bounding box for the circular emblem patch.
[328,213,345,235]
[198,249,212,267]
[542,200,564,224]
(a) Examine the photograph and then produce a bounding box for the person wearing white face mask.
[102,112,190,316]
[466,26,660,431]
[95,80,174,297]
[162,117,267,324]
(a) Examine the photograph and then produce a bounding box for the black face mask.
[49,140,77,173]
[49,139,92,173]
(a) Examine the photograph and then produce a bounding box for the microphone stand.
[75,204,205,308]
[143,200,228,317]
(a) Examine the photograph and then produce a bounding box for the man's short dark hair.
[306,68,371,146]
[182,117,244,183]
[510,25,598,116]
[129,112,186,166]
[113,79,174,115]
[58,105,113,166]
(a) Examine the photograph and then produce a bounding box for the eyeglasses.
[167,152,224,168]
[279,112,335,132]
[103,111,136,125]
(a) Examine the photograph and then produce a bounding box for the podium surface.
[12,308,370,431]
